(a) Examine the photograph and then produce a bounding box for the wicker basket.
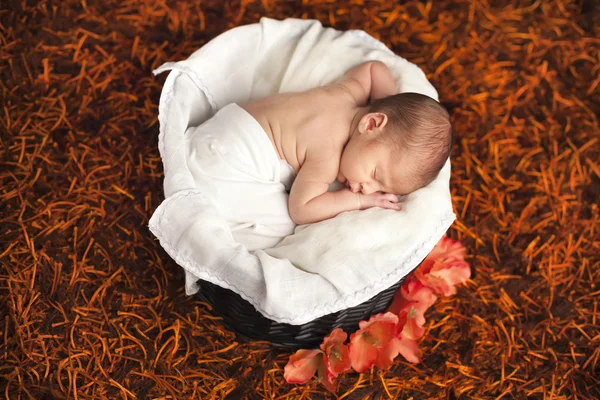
[194,274,409,349]
[151,19,448,350]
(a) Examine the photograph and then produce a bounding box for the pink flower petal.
[402,279,438,310]
[438,236,467,259]
[388,287,407,315]
[365,321,397,346]
[322,328,347,345]
[359,312,399,344]
[284,349,322,384]
[414,237,471,297]
[397,303,426,340]
[349,313,402,372]
[389,277,438,337]
[358,312,399,330]
[395,335,421,364]
[317,360,338,392]
[320,328,351,376]
[432,258,471,286]
[374,337,402,370]
[348,330,379,372]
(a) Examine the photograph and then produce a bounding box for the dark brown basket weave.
[194,273,410,349]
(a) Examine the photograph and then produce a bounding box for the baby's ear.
[360,112,388,133]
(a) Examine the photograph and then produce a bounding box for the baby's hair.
[369,92,453,189]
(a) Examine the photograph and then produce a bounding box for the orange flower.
[401,278,438,310]
[283,349,322,385]
[348,312,402,372]
[284,329,351,392]
[389,277,438,317]
[397,302,426,340]
[414,236,471,296]
[320,328,351,377]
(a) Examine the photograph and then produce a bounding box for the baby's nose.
[361,184,375,195]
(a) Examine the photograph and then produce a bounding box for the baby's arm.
[288,150,400,225]
[337,61,398,106]
[288,152,360,225]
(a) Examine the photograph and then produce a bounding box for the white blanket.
[149,17,456,325]
[183,103,296,250]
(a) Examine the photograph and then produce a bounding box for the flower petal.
[432,258,471,286]
[348,330,379,372]
[284,349,322,384]
[438,236,467,260]
[349,313,403,372]
[358,312,399,330]
[387,287,408,315]
[320,328,351,376]
[374,337,401,370]
[360,312,398,347]
[414,236,471,297]
[397,303,426,340]
[321,328,347,349]
[395,336,421,364]
[317,360,338,392]
[402,279,438,310]
[329,342,351,374]
[366,322,397,347]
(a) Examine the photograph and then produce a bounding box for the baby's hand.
[359,192,401,211]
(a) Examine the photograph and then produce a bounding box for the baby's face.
[338,137,416,196]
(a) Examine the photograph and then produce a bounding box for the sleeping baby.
[240,61,453,225]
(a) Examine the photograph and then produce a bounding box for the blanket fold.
[184,103,295,250]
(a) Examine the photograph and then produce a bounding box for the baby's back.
[241,86,357,173]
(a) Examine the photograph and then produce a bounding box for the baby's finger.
[380,193,398,203]
[382,201,401,210]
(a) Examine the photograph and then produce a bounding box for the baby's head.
[339,92,452,195]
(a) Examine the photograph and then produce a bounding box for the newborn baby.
[241,61,453,225]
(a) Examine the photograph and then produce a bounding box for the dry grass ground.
[1,0,599,398]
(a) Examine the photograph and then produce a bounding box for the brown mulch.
[1,0,599,398]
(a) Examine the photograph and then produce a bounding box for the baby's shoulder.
[321,82,361,106]
[302,84,358,107]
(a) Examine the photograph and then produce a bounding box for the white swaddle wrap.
[149,18,456,325]
[184,103,295,250]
